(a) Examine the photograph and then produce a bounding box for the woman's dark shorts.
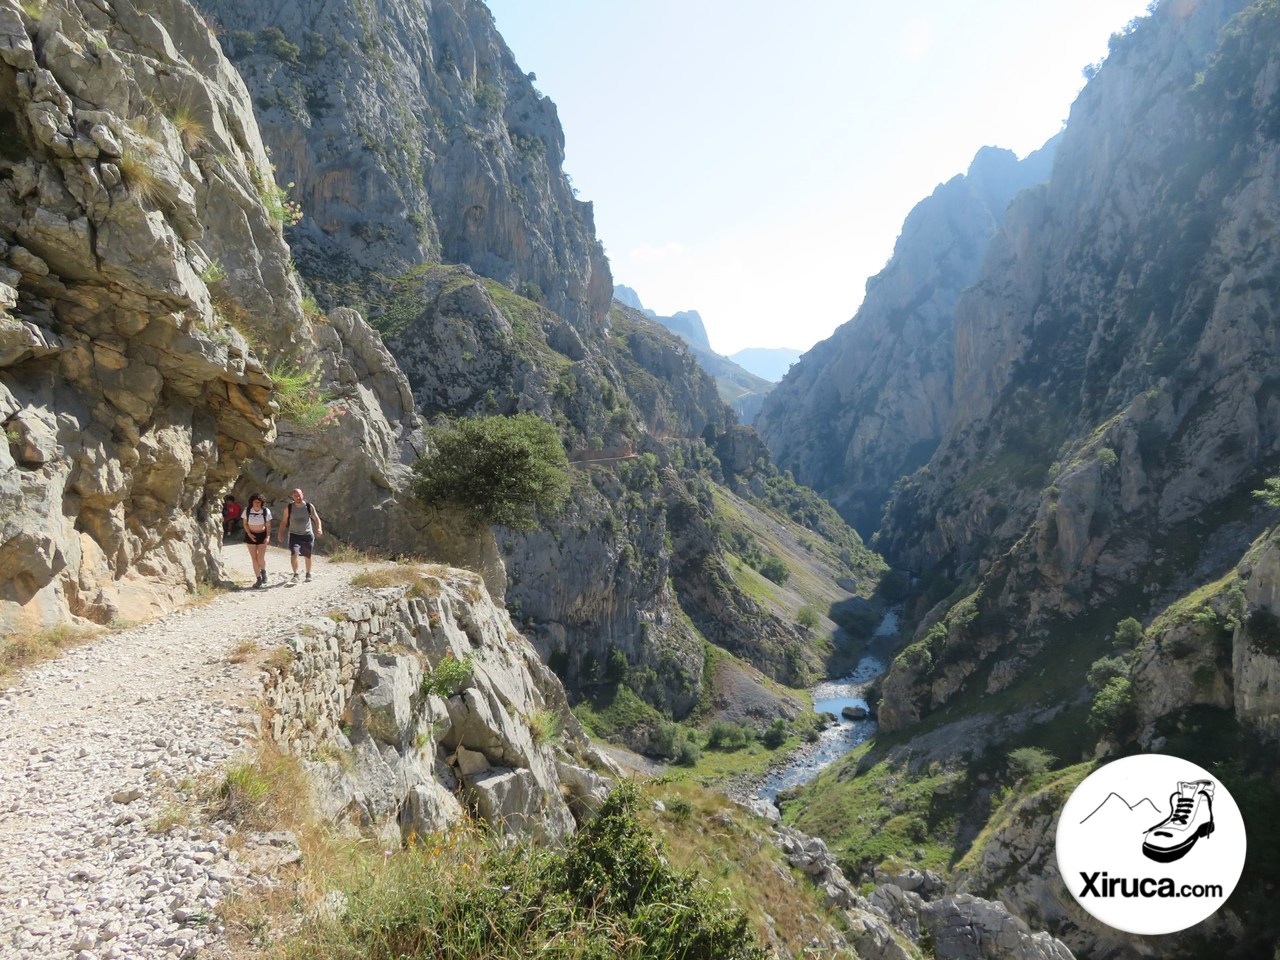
[289,533,315,557]
[245,528,269,546]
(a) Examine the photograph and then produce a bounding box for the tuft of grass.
[118,142,166,204]
[526,708,562,746]
[1,623,103,686]
[325,541,381,564]
[267,357,336,430]
[227,639,258,664]
[199,258,227,285]
[266,646,294,674]
[150,801,194,834]
[18,0,45,19]
[170,102,206,150]
[216,744,312,832]
[350,565,441,600]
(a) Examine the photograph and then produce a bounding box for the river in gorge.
[752,609,900,804]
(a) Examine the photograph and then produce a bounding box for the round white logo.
[1056,754,1246,935]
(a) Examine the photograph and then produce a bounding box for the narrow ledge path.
[0,544,377,960]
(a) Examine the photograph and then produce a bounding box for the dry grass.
[526,708,563,746]
[324,540,384,564]
[190,580,230,608]
[0,623,103,687]
[350,567,421,590]
[170,103,206,150]
[349,566,444,601]
[118,142,167,205]
[150,801,195,834]
[228,639,259,664]
[265,646,294,674]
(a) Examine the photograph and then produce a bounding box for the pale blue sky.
[484,0,1154,355]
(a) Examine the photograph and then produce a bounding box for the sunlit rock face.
[195,0,612,336]
[0,0,308,630]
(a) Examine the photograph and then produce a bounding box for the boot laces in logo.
[1056,755,1245,935]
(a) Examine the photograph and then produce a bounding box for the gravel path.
[0,542,372,960]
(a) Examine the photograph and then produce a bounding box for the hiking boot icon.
[1143,780,1215,863]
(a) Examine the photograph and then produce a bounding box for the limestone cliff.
[194,0,611,335]
[0,0,307,631]
[870,0,1280,733]
[757,143,1055,536]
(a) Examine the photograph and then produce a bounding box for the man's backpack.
[284,501,318,527]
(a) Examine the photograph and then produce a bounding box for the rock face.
[260,565,616,843]
[768,819,1074,960]
[0,0,309,631]
[757,143,1055,536]
[861,0,1280,734]
[194,0,611,335]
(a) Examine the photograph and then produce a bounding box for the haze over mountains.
[611,283,777,422]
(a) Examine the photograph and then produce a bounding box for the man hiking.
[278,488,323,582]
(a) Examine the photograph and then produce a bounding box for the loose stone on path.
[0,546,372,959]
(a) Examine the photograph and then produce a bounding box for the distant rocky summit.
[757,142,1056,536]
[611,283,774,422]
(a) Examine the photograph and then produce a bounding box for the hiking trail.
[0,543,379,960]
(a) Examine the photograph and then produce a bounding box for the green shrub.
[259,26,300,63]
[761,717,789,749]
[1113,616,1144,649]
[707,720,751,751]
[1088,677,1136,738]
[676,739,702,766]
[758,554,790,585]
[420,653,473,698]
[797,604,820,631]
[411,414,570,531]
[291,782,767,959]
[666,796,694,821]
[1087,654,1130,690]
[1007,747,1056,780]
[1253,476,1280,508]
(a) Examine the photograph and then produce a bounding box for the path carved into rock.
[0,544,375,960]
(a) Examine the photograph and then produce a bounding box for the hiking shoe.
[305,573,312,582]
[292,572,299,582]
[1143,780,1215,863]
[257,570,267,585]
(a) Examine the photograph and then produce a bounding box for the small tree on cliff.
[411,414,570,531]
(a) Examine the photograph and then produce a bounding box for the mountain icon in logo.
[1141,780,1215,863]
[1080,792,1161,826]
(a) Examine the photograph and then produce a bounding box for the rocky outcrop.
[194,0,611,335]
[757,144,1055,536]
[869,0,1280,729]
[261,565,616,843]
[0,0,310,631]
[763,813,1074,960]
